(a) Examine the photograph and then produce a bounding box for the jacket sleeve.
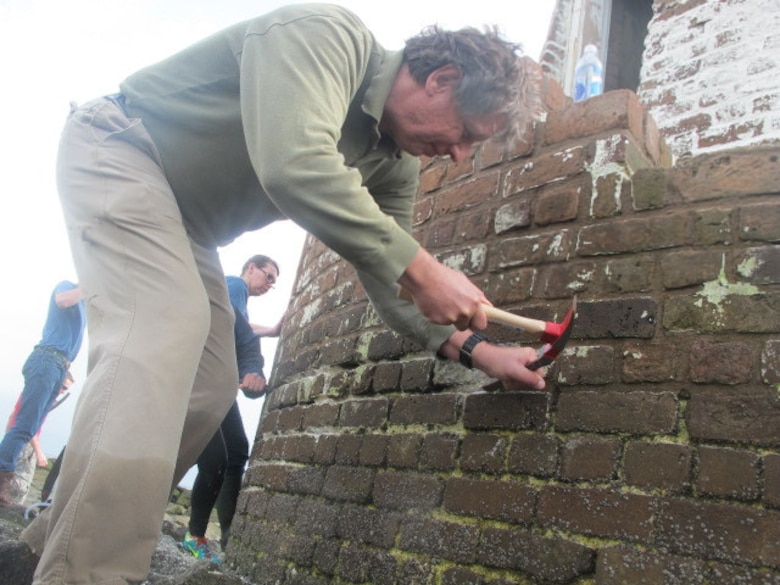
[234,307,265,389]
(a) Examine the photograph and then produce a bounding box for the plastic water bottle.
[573,44,604,102]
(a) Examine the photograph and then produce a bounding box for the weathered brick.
[622,342,682,383]
[491,229,573,269]
[697,445,761,500]
[399,517,479,564]
[372,361,401,393]
[737,245,780,284]
[437,243,487,275]
[557,390,678,435]
[419,164,446,195]
[320,465,374,504]
[336,505,401,548]
[479,525,595,583]
[624,441,693,493]
[560,437,621,482]
[656,498,780,567]
[457,210,491,242]
[359,434,388,467]
[434,174,500,215]
[338,397,389,428]
[538,260,597,299]
[537,486,655,541]
[604,255,657,293]
[534,179,581,226]
[372,471,443,511]
[399,358,435,392]
[301,402,340,429]
[596,545,707,585]
[312,434,337,465]
[386,434,421,469]
[766,454,780,509]
[334,434,363,465]
[545,90,645,146]
[631,167,669,210]
[671,148,780,203]
[483,267,535,306]
[574,298,658,339]
[460,434,508,474]
[505,146,588,194]
[312,539,340,575]
[508,433,559,478]
[763,340,780,385]
[663,291,780,334]
[660,249,724,289]
[420,434,458,472]
[576,213,691,256]
[463,392,551,431]
[366,330,405,361]
[694,207,733,245]
[688,339,754,384]
[425,218,456,249]
[443,476,535,524]
[687,388,780,446]
[494,197,532,234]
[591,172,630,219]
[442,567,485,585]
[557,345,615,385]
[740,201,780,242]
[293,499,339,538]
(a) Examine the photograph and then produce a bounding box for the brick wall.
[228,65,780,584]
[638,0,780,158]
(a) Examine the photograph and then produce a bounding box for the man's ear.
[425,64,462,95]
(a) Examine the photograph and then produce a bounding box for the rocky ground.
[0,465,252,585]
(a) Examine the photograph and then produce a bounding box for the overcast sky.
[0,0,556,486]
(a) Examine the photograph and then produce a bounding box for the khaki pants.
[22,98,237,584]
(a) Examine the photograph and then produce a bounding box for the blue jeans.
[0,348,67,472]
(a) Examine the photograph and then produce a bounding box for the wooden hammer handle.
[482,305,547,334]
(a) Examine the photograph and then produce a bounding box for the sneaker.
[180,534,222,564]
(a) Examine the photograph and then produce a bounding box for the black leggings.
[188,400,248,537]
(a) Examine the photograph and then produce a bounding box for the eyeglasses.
[260,268,276,285]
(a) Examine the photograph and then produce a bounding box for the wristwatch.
[459,332,489,369]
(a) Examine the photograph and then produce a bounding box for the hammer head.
[527,296,577,370]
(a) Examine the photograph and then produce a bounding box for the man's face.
[386,65,508,163]
[245,262,278,296]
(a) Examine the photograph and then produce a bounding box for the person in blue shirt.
[182,256,281,562]
[0,281,85,509]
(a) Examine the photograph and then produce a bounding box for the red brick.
[697,445,761,500]
[434,174,499,215]
[688,340,754,385]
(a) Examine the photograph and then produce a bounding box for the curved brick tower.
[227,60,780,584]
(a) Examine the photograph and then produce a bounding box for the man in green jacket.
[21,4,544,583]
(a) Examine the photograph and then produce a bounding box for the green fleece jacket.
[120,3,455,351]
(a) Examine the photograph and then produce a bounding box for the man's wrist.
[459,332,489,369]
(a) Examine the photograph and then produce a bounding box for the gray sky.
[0,0,556,485]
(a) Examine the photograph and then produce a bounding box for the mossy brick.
[671,147,780,203]
[389,394,458,426]
[656,498,780,567]
[688,339,754,385]
[329,365,376,397]
[508,433,559,478]
[534,179,581,226]
[538,260,597,299]
[740,202,780,242]
[766,454,780,508]
[478,525,595,583]
[358,434,387,467]
[386,434,421,469]
[696,446,761,501]
[320,465,374,504]
[660,249,724,289]
[420,434,458,472]
[664,291,780,333]
[338,542,374,583]
[463,392,550,431]
[762,340,780,385]
[313,539,341,576]
[624,441,693,492]
[576,213,691,256]
[687,388,780,446]
[338,397,389,428]
[560,437,621,482]
[505,145,588,194]
[545,89,645,146]
[491,229,574,269]
[460,434,508,474]
[397,557,436,585]
[574,298,657,339]
[372,470,443,511]
[443,476,535,524]
[604,255,657,293]
[556,345,615,385]
[336,506,401,548]
[737,246,780,284]
[442,567,486,585]
[537,485,655,541]
[557,390,677,435]
[399,517,479,564]
[319,337,359,367]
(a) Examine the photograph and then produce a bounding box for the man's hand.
[239,374,267,395]
[398,248,490,331]
[440,330,547,390]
